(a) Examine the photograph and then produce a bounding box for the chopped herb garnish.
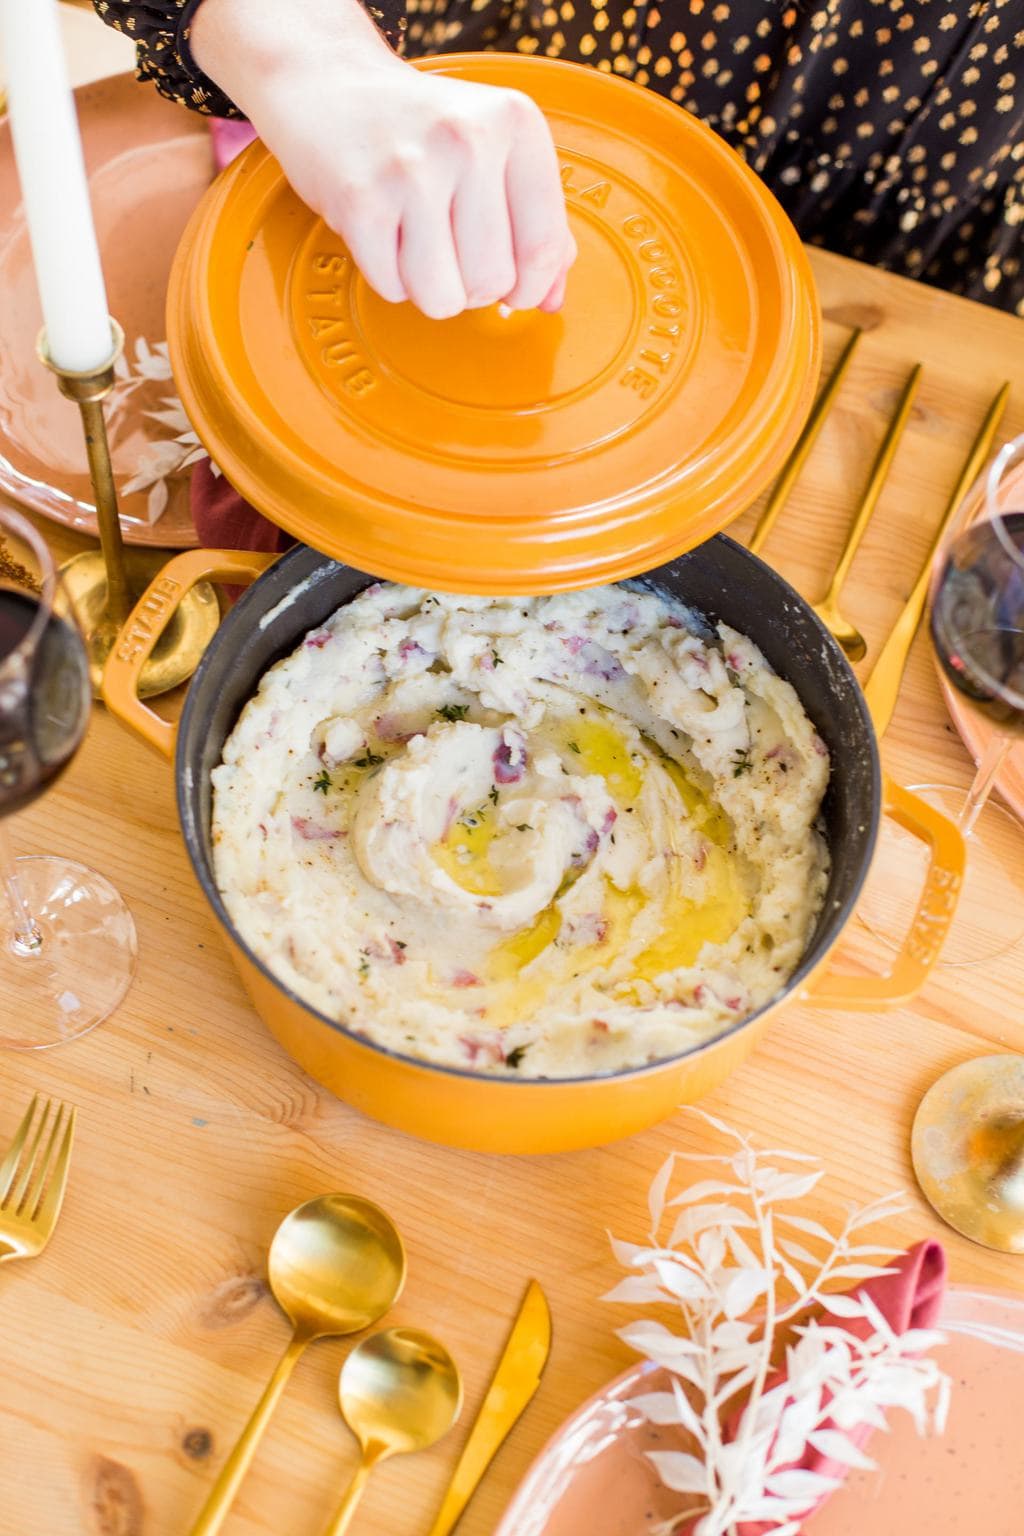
[491,649,504,666]
[395,940,407,950]
[567,740,581,754]
[438,702,470,723]
[354,751,384,769]
[515,823,533,833]
[313,770,331,794]
[505,1045,528,1069]
[357,956,370,978]
[732,749,754,778]
[488,784,499,805]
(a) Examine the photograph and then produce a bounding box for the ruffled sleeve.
[93,1,407,117]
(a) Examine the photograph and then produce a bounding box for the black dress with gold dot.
[95,1,1023,316]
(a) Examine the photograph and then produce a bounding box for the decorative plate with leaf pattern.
[0,74,215,546]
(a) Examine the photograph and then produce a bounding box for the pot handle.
[101,548,280,758]
[800,774,964,1011]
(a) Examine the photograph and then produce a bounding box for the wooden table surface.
[3,41,1024,1536]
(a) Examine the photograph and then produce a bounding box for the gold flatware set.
[187,1195,550,1536]
[0,1101,547,1534]
[752,332,1011,737]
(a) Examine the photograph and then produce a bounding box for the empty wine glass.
[860,433,1024,968]
[0,506,136,1047]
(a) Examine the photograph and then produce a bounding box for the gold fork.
[0,1095,76,1265]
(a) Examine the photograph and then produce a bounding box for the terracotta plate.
[496,1288,1024,1535]
[0,74,213,546]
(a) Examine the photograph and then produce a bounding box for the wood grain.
[2,118,1024,1536]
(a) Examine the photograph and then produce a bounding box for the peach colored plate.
[495,1288,1024,1536]
[0,74,213,546]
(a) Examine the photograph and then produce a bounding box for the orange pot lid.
[168,54,821,594]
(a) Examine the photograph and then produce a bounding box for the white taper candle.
[0,0,112,372]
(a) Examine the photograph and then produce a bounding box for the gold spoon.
[189,1195,406,1536]
[810,362,922,660]
[322,1327,463,1536]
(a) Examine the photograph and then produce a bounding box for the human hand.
[191,0,577,319]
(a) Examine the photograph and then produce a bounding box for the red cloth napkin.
[687,1240,946,1536]
[190,456,288,556]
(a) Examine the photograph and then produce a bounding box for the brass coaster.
[912,1054,1024,1254]
[61,548,220,699]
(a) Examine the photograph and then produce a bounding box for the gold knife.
[425,1279,551,1536]
[863,380,1011,738]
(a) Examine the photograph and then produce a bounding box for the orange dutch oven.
[103,541,963,1154]
[102,57,964,1152]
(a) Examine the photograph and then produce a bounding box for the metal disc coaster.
[912,1054,1024,1254]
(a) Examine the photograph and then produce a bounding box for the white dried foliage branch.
[107,339,220,523]
[605,1110,949,1536]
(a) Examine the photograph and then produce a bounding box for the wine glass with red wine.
[0,506,136,1047]
[921,432,1024,966]
[859,434,1024,969]
[908,436,1024,1253]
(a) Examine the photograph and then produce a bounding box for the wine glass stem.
[959,734,1015,839]
[0,823,42,953]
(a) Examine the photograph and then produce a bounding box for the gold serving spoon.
[189,1195,406,1536]
[321,1327,463,1536]
[810,362,922,659]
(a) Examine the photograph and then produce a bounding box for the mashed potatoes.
[211,582,830,1077]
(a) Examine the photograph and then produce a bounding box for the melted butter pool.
[430,716,747,1018]
[431,801,503,897]
[549,714,645,803]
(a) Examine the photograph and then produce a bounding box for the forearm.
[190,0,401,118]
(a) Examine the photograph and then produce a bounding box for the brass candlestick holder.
[38,319,219,697]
